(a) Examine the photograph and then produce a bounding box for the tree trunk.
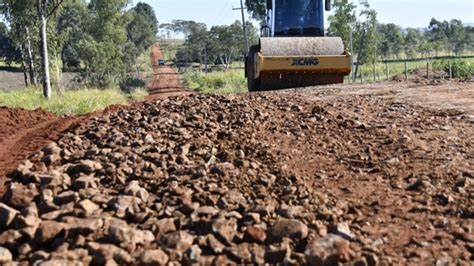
[25,27,38,86]
[39,4,52,99]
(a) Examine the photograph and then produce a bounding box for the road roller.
[246,0,351,91]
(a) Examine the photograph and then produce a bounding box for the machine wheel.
[246,45,261,92]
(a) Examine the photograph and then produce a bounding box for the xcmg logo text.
[291,58,320,66]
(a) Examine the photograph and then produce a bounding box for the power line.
[213,0,232,25]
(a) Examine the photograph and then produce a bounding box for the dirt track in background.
[0,80,472,264]
[147,44,192,99]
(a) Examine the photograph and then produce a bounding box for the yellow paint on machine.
[257,52,352,74]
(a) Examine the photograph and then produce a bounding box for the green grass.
[350,57,474,83]
[0,87,148,115]
[183,70,247,94]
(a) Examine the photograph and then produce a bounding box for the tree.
[377,23,404,59]
[125,2,158,74]
[57,1,89,70]
[448,19,468,55]
[37,0,66,99]
[76,0,131,87]
[0,21,21,64]
[327,0,357,49]
[244,0,266,23]
[404,28,423,59]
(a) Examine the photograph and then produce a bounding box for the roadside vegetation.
[0,87,147,115]
[183,70,247,94]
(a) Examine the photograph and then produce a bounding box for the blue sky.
[139,0,474,31]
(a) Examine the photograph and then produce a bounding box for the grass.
[350,57,474,83]
[0,87,148,115]
[183,70,247,94]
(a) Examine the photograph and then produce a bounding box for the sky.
[139,0,474,32]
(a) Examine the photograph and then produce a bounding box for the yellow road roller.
[246,0,351,91]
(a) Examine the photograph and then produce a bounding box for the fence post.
[360,66,364,83]
[449,60,452,79]
[404,61,408,82]
[426,62,429,79]
[385,61,389,80]
[373,62,376,82]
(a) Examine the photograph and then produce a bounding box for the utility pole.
[233,0,249,55]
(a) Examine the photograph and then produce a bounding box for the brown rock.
[304,234,350,265]
[245,226,267,243]
[212,218,237,244]
[140,249,169,266]
[77,199,100,216]
[161,231,194,251]
[36,221,66,243]
[87,242,132,265]
[268,219,308,243]
[224,244,252,263]
[0,203,19,227]
[0,247,13,264]
[156,218,176,234]
[71,175,97,190]
[54,191,79,205]
[3,183,38,209]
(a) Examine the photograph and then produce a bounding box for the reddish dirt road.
[147,44,192,99]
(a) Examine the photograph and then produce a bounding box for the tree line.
[0,0,158,98]
[159,19,259,69]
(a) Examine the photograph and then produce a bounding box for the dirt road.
[0,81,472,264]
[147,44,192,99]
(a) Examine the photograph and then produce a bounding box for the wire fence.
[347,55,474,83]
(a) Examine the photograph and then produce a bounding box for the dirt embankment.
[0,108,88,195]
[0,83,472,265]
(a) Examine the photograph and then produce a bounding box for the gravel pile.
[0,92,472,265]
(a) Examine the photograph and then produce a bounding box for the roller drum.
[259,37,344,56]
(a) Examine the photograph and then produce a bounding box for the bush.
[183,70,247,93]
[119,77,147,93]
[432,60,474,79]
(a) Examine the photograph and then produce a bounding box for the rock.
[68,160,102,176]
[77,199,100,216]
[63,217,104,235]
[156,218,176,234]
[277,205,305,219]
[36,221,66,243]
[0,247,12,264]
[332,222,355,241]
[54,191,79,205]
[245,226,267,243]
[268,219,308,243]
[140,249,169,266]
[304,234,350,265]
[0,203,19,227]
[187,245,202,262]
[107,219,154,249]
[3,183,38,209]
[87,242,132,265]
[161,231,194,251]
[124,180,149,202]
[212,219,237,244]
[42,142,61,155]
[0,230,22,246]
[200,234,225,254]
[225,244,252,263]
[71,175,97,190]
